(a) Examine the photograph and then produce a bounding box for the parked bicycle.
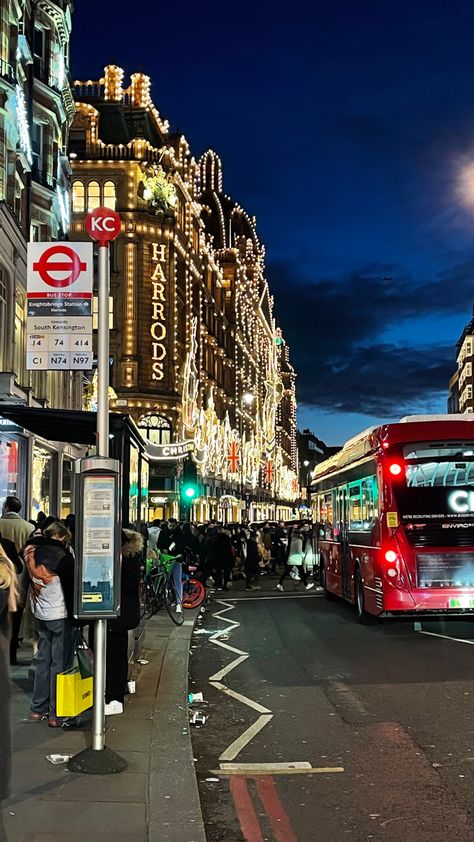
[143,554,183,625]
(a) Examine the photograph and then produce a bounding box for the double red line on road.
[230,775,298,842]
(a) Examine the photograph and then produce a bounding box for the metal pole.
[92,243,110,752]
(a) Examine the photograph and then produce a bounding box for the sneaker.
[28,711,47,722]
[276,584,284,592]
[105,701,123,716]
[305,583,315,591]
[176,603,183,613]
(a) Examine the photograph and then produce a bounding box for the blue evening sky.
[72,0,474,445]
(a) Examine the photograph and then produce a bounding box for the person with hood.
[0,542,18,820]
[23,522,75,726]
[104,527,143,716]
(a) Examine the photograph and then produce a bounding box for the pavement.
[0,609,206,842]
[189,575,474,841]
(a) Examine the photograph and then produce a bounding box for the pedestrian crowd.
[0,494,315,813]
[145,517,316,593]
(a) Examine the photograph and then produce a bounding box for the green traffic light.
[184,486,196,498]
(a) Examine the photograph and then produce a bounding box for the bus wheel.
[355,567,376,625]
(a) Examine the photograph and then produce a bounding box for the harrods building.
[69,64,298,522]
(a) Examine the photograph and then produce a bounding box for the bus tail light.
[389,462,403,477]
[384,550,397,563]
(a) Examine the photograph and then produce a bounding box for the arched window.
[72,180,85,212]
[138,413,172,446]
[87,180,100,211]
[103,181,116,210]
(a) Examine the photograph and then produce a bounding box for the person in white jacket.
[276,525,314,592]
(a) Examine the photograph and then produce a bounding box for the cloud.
[268,259,469,416]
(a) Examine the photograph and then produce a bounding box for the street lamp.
[240,392,255,519]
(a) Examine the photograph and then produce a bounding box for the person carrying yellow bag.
[23,522,75,728]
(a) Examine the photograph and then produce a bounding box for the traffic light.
[180,457,199,504]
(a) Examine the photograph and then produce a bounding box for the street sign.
[26,242,93,371]
[85,207,121,244]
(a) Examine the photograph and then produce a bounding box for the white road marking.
[417,629,474,645]
[219,714,274,761]
[221,761,311,771]
[224,594,324,602]
[209,654,249,682]
[210,637,248,656]
[214,765,345,776]
[210,681,272,714]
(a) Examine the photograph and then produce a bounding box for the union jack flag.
[265,459,274,485]
[227,441,240,473]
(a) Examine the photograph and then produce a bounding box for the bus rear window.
[403,443,474,488]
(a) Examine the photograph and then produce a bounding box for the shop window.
[103,181,116,210]
[129,443,139,524]
[87,180,100,211]
[61,458,74,518]
[0,439,20,501]
[31,445,53,518]
[138,413,172,445]
[72,180,85,212]
[0,267,9,371]
[14,296,26,386]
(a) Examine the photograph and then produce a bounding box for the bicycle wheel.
[143,581,156,619]
[182,577,206,609]
[165,577,184,625]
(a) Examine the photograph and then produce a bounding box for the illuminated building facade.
[0,1,82,518]
[448,306,474,414]
[70,65,299,520]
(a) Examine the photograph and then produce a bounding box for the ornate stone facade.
[70,65,298,520]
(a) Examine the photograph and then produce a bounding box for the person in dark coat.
[212,530,234,591]
[0,533,22,665]
[0,542,18,813]
[104,528,143,716]
[245,530,261,589]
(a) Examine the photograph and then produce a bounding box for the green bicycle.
[143,554,184,626]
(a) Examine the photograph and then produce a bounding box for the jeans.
[31,618,74,719]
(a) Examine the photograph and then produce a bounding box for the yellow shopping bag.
[56,668,93,717]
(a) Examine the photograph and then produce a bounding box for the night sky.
[72,0,474,445]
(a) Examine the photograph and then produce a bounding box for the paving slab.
[1,609,205,842]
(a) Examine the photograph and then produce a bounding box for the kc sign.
[85,207,121,244]
[26,241,93,371]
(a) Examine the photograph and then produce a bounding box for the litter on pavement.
[137,658,149,664]
[189,692,204,703]
[45,754,72,765]
[189,712,207,726]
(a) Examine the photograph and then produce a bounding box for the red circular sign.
[33,245,87,288]
[85,207,122,243]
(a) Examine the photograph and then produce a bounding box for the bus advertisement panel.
[310,416,474,622]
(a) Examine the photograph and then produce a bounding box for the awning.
[0,405,132,446]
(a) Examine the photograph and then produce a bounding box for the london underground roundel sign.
[85,206,121,244]
[33,244,87,288]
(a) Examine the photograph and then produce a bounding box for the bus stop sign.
[85,207,121,244]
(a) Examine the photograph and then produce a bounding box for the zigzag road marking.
[207,599,274,762]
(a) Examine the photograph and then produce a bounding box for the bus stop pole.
[91,242,110,752]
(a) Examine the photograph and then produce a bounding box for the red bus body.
[310,416,474,618]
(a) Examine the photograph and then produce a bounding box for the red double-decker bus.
[310,415,474,622]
